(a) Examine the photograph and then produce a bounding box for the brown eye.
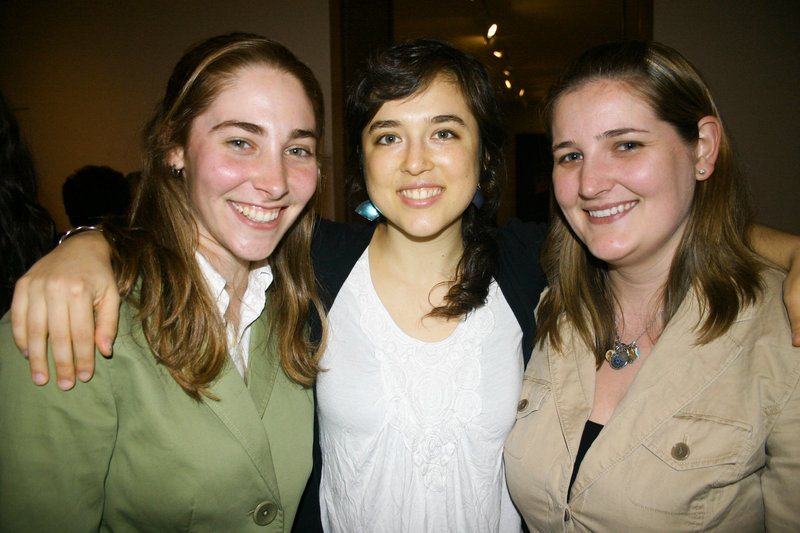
[377,134,398,145]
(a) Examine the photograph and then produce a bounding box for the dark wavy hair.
[0,92,56,315]
[108,33,326,398]
[345,39,505,318]
[536,41,762,366]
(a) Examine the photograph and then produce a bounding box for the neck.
[198,245,252,332]
[370,219,464,282]
[606,271,665,344]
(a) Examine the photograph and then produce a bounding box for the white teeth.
[400,187,442,200]
[588,201,636,218]
[232,202,280,223]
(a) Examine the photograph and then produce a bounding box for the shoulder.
[312,216,374,251]
[730,267,800,394]
[737,267,790,340]
[312,217,376,307]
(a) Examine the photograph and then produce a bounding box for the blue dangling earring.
[355,200,382,221]
[471,187,484,209]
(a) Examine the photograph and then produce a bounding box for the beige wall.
[0,0,332,231]
[654,0,800,234]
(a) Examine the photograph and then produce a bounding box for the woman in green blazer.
[0,33,325,532]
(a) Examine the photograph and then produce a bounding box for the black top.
[292,216,548,532]
[568,420,604,498]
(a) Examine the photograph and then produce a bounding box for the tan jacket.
[505,269,800,532]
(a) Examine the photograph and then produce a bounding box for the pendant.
[605,340,640,369]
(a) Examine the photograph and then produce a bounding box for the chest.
[104,326,314,531]
[317,252,523,438]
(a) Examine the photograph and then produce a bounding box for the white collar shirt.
[195,252,273,380]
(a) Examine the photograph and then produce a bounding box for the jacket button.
[517,399,529,411]
[253,501,278,526]
[671,442,690,460]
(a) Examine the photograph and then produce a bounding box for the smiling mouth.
[587,201,637,218]
[399,187,443,200]
[231,202,280,223]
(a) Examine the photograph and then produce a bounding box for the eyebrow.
[211,120,317,141]
[366,114,467,134]
[600,127,649,139]
[552,127,650,152]
[211,120,263,135]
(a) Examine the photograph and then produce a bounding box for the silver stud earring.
[698,168,706,175]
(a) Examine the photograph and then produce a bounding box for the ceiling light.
[503,69,510,76]
[504,79,512,89]
[486,23,498,39]
[518,89,525,97]
[493,50,503,58]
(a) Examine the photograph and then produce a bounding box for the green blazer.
[0,296,313,532]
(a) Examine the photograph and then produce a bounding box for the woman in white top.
[315,39,526,532]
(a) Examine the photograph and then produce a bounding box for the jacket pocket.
[627,412,752,514]
[504,377,551,460]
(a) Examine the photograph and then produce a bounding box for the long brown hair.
[345,39,505,319]
[109,33,325,399]
[535,41,763,366]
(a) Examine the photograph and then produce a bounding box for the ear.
[695,116,721,181]
[167,146,186,172]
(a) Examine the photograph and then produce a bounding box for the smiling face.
[169,65,318,277]
[361,75,481,241]
[551,80,706,272]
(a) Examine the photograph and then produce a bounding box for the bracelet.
[58,225,102,246]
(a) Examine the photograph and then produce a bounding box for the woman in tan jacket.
[504,40,799,531]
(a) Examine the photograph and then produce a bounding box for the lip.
[230,200,285,226]
[584,200,637,223]
[397,184,444,208]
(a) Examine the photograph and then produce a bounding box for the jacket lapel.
[568,295,747,497]
[550,329,595,464]
[204,312,281,503]
[247,308,279,418]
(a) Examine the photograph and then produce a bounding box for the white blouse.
[317,249,523,532]
[195,252,273,379]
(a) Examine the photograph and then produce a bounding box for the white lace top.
[317,249,523,532]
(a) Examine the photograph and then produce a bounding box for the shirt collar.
[195,251,274,323]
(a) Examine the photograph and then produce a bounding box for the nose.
[253,152,289,199]
[577,156,612,199]
[400,139,433,176]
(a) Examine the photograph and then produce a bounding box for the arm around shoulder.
[10,228,119,389]
[748,223,800,345]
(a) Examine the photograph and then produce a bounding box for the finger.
[783,272,800,347]
[94,289,121,358]
[19,278,52,386]
[70,286,99,382]
[10,276,32,358]
[45,282,78,390]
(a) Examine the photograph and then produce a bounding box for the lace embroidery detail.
[354,256,495,492]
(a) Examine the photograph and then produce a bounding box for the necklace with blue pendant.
[605,312,662,370]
